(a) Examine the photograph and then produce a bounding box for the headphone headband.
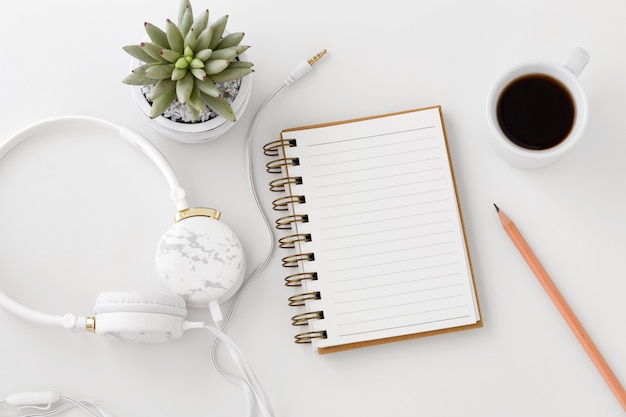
[0,116,190,211]
[0,116,193,332]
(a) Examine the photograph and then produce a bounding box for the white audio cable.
[206,49,328,416]
[0,393,112,417]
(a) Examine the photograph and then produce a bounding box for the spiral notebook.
[264,106,482,354]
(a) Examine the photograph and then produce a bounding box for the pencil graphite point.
[494,203,500,212]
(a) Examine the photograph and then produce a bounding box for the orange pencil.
[495,204,626,412]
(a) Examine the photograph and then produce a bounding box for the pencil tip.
[494,203,500,212]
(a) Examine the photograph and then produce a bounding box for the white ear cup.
[93,291,187,343]
[155,216,245,308]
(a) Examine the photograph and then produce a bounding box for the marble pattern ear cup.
[93,291,188,343]
[155,216,246,308]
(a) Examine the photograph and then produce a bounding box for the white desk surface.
[1,1,624,416]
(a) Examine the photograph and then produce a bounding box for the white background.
[0,1,625,416]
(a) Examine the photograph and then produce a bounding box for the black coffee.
[496,74,575,150]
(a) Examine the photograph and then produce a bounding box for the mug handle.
[563,47,590,76]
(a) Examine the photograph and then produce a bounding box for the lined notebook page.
[281,107,479,352]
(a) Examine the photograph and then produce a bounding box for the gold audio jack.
[283,49,328,86]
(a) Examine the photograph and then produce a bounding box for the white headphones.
[0,53,328,417]
[0,115,246,343]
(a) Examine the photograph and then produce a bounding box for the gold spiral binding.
[282,253,315,268]
[288,291,321,306]
[266,157,299,174]
[295,330,328,344]
[269,176,302,192]
[272,195,305,211]
[264,136,327,346]
[292,311,324,326]
[284,271,318,287]
[279,233,312,249]
[263,139,296,156]
[275,214,308,230]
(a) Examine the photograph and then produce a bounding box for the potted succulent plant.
[122,0,254,143]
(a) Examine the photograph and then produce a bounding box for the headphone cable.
[207,51,327,410]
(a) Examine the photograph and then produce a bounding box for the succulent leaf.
[172,67,187,80]
[160,48,182,63]
[192,9,209,33]
[208,67,253,82]
[179,6,193,37]
[187,105,200,122]
[166,19,184,52]
[204,59,230,75]
[208,15,228,50]
[195,27,213,51]
[226,61,254,69]
[176,71,194,104]
[235,45,250,54]
[122,73,156,85]
[131,62,160,75]
[183,28,197,51]
[150,78,177,100]
[175,57,189,69]
[208,46,239,61]
[187,89,205,114]
[178,0,193,31]
[195,78,220,97]
[145,22,170,49]
[123,45,157,63]
[141,42,168,62]
[216,32,245,50]
[194,48,212,61]
[190,58,205,69]
[199,92,236,122]
[144,63,176,80]
[190,67,207,80]
[150,88,177,118]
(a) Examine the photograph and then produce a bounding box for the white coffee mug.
[486,47,590,169]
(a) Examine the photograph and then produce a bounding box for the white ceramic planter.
[129,50,252,144]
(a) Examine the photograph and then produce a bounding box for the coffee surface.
[497,74,575,150]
